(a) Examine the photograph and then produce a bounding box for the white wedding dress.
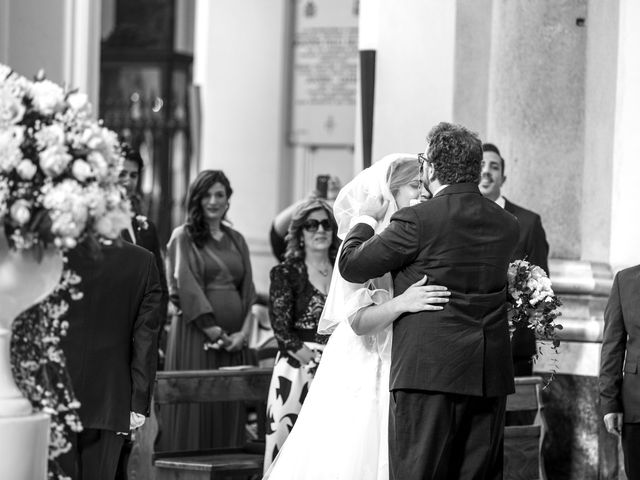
[264,154,416,480]
[263,281,393,480]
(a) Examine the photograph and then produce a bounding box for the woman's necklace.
[307,260,331,277]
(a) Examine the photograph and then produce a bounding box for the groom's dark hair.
[425,122,482,185]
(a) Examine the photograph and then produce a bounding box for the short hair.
[386,157,419,199]
[482,143,505,176]
[186,170,233,248]
[284,199,340,263]
[121,143,144,174]
[425,122,482,185]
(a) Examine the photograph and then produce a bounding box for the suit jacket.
[339,183,519,397]
[61,241,162,432]
[123,216,168,312]
[504,199,549,360]
[599,265,640,422]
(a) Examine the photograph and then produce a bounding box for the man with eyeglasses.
[339,122,519,480]
[480,143,549,377]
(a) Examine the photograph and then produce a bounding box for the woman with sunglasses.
[264,155,450,479]
[264,199,340,471]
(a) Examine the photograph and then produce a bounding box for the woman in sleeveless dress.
[264,154,451,479]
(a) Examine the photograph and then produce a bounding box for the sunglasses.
[302,219,333,233]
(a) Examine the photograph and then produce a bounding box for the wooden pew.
[152,367,273,480]
[504,376,548,480]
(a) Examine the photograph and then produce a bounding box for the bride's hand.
[395,275,450,313]
[359,195,389,221]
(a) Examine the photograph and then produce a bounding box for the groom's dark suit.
[340,183,519,479]
[59,241,162,480]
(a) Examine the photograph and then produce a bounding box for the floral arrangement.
[507,259,563,367]
[11,265,83,480]
[1,64,132,479]
[0,63,131,250]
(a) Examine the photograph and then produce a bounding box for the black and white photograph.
[0,1,639,479]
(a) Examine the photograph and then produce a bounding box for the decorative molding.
[549,258,613,296]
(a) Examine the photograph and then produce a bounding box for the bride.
[263,153,450,479]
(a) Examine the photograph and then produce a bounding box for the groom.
[339,122,519,479]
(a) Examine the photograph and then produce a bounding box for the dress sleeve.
[269,264,304,352]
[166,228,215,324]
[234,229,257,320]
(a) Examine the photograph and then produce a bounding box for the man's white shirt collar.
[494,196,506,209]
[433,184,449,196]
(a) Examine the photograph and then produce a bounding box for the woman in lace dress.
[264,199,341,470]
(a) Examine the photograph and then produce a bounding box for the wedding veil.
[318,153,419,334]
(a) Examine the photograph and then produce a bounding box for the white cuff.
[349,215,377,230]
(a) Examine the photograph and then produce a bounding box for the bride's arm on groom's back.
[339,208,421,284]
[350,276,450,335]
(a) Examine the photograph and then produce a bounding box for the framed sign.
[289,0,359,146]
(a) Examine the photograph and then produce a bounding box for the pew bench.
[153,367,273,480]
[504,376,548,480]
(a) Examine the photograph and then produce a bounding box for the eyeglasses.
[302,219,333,233]
[417,153,428,185]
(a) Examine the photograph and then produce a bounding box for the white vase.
[0,231,63,480]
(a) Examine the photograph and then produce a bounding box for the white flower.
[135,214,149,230]
[0,125,25,172]
[34,123,66,150]
[39,144,72,178]
[66,92,90,116]
[86,150,108,180]
[16,159,37,180]
[71,159,93,182]
[0,82,26,127]
[0,63,11,80]
[9,199,31,225]
[0,178,8,218]
[29,79,65,115]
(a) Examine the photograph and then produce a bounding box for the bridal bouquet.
[507,259,563,351]
[0,63,131,251]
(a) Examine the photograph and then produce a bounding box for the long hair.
[283,199,340,263]
[185,170,233,248]
[387,157,419,198]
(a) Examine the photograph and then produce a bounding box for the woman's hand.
[394,275,450,313]
[289,344,315,366]
[224,331,247,352]
[202,325,225,343]
[359,195,389,221]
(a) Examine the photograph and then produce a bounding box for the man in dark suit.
[479,143,549,376]
[116,144,169,479]
[599,265,640,480]
[119,144,168,311]
[58,240,163,480]
[339,122,519,479]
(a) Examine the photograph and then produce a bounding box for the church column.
[193,0,290,292]
[370,0,457,159]
[0,0,101,107]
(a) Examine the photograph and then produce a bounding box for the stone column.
[193,0,290,292]
[371,0,457,159]
[0,0,101,107]
[486,0,638,478]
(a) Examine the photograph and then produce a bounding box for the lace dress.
[264,258,330,471]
